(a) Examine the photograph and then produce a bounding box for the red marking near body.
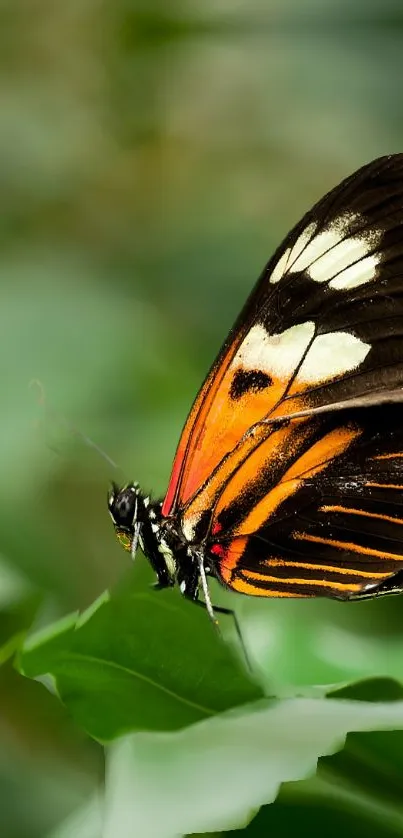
[211,521,223,535]
[210,543,225,558]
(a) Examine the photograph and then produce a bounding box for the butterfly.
[108,154,403,622]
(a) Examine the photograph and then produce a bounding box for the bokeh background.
[3,1,403,836]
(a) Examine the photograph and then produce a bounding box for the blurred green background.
[3,1,403,836]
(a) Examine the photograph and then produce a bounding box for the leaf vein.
[56,651,215,717]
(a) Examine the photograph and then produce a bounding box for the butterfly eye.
[109,485,138,528]
[116,497,132,521]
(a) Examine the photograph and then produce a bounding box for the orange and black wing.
[161,154,403,596]
[209,403,403,598]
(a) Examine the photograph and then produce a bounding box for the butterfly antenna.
[29,378,124,475]
[71,428,120,470]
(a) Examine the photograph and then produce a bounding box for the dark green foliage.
[20,567,262,739]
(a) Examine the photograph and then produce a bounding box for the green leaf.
[103,691,403,837]
[19,570,262,740]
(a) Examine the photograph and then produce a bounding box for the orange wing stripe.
[232,425,361,539]
[294,531,403,561]
[228,576,307,598]
[243,568,363,592]
[213,425,360,584]
[373,453,403,460]
[181,420,297,541]
[320,504,403,526]
[218,536,247,585]
[366,482,403,489]
[263,557,392,579]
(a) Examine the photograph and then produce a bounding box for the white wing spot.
[270,211,383,289]
[269,221,317,285]
[234,321,315,380]
[288,211,382,289]
[329,252,380,290]
[308,236,368,283]
[295,331,370,383]
[269,247,290,284]
[292,227,346,275]
[287,221,318,271]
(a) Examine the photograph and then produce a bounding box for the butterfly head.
[108,481,180,588]
[108,482,143,553]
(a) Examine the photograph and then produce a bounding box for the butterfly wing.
[162,155,403,594]
[209,403,403,598]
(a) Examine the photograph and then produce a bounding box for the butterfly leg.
[190,595,251,671]
[194,549,218,624]
[209,604,251,672]
[176,548,219,622]
[182,550,251,671]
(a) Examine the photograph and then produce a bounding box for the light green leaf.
[104,693,403,838]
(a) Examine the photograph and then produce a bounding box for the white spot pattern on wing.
[269,211,383,290]
[234,322,315,379]
[295,331,371,383]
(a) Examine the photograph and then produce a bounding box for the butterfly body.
[108,483,219,614]
[109,154,403,612]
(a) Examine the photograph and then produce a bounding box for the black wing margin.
[261,154,403,412]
